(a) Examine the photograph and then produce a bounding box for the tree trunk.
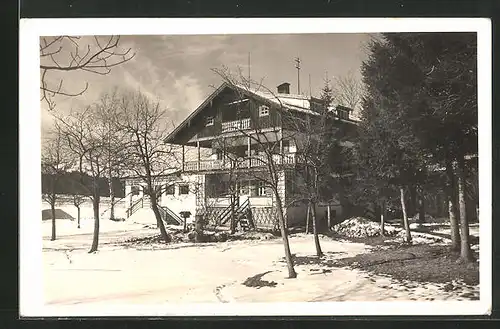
[400,187,412,244]
[310,201,323,257]
[374,203,381,223]
[305,203,311,234]
[327,204,331,231]
[89,195,100,253]
[77,206,81,229]
[380,200,386,236]
[274,189,297,279]
[195,214,204,243]
[417,187,425,225]
[457,157,474,262]
[108,173,115,221]
[230,194,236,234]
[446,159,461,251]
[183,213,188,233]
[50,202,56,241]
[151,194,170,243]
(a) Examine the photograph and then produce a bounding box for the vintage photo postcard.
[19,17,491,317]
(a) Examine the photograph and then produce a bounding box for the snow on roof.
[233,84,319,116]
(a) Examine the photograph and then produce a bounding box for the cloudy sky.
[41,33,372,133]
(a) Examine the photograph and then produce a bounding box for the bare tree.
[116,90,181,243]
[332,70,364,112]
[94,89,130,221]
[54,106,110,253]
[40,35,135,108]
[41,125,73,241]
[284,108,333,257]
[212,66,298,278]
[72,194,87,229]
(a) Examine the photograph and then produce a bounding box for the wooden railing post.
[247,136,251,169]
[197,140,201,171]
[182,144,185,172]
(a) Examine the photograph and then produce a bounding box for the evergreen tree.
[355,33,477,260]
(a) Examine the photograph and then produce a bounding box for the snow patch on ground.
[332,217,399,238]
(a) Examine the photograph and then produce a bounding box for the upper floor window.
[338,110,349,120]
[282,140,290,153]
[206,116,214,126]
[259,105,270,117]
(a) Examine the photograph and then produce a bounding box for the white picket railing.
[183,153,297,172]
[221,118,251,133]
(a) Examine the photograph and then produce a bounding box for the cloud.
[171,75,205,111]
[40,33,370,134]
[122,70,159,103]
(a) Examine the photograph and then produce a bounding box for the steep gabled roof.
[164,82,357,144]
[164,82,231,144]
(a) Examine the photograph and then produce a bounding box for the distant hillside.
[41,172,125,198]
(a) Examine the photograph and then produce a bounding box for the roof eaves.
[164,82,229,144]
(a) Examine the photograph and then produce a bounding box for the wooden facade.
[157,82,358,229]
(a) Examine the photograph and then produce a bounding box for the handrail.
[220,197,250,225]
[235,198,249,215]
[215,203,233,226]
[126,197,144,218]
[160,206,184,225]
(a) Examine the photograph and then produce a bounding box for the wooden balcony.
[221,118,251,133]
[183,153,297,172]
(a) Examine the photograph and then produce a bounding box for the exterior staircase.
[126,196,184,226]
[218,198,253,230]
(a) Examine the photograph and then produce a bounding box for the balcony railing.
[183,153,297,172]
[221,118,251,133]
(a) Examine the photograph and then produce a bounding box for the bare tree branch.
[40,35,135,109]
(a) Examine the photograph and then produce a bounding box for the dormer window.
[338,110,348,120]
[336,106,350,120]
[206,116,214,126]
[259,105,270,117]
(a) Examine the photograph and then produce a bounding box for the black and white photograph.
[19,18,491,317]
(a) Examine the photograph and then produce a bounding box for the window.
[338,110,349,120]
[282,140,290,153]
[206,116,214,126]
[179,185,189,195]
[259,105,270,117]
[257,181,267,197]
[165,184,175,195]
[216,150,224,160]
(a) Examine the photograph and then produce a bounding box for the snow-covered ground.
[409,221,480,237]
[42,225,479,306]
[41,215,168,239]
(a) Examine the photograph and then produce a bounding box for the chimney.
[277,82,290,94]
